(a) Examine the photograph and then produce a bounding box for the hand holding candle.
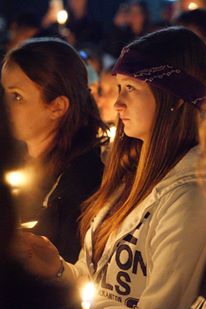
[12,232,62,279]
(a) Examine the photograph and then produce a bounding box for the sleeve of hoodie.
[138,182,206,309]
[58,249,89,285]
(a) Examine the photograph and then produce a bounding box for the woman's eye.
[126,85,135,92]
[13,92,23,101]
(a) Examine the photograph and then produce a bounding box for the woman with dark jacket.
[0,92,81,309]
[1,37,108,262]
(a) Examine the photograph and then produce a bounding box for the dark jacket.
[32,147,104,263]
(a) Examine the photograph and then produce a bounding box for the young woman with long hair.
[0,91,81,309]
[1,37,108,263]
[10,27,206,308]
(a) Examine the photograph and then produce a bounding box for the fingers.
[11,231,61,278]
[27,234,59,256]
[16,232,54,249]
[12,232,51,260]
[11,232,33,261]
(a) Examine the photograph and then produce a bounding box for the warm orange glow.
[181,0,205,11]
[107,125,117,143]
[4,170,28,188]
[81,282,95,309]
[21,221,38,228]
[188,2,199,9]
[4,168,34,194]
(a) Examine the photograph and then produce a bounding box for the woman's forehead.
[116,73,146,86]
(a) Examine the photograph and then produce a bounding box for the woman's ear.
[49,96,70,120]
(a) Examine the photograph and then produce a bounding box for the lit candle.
[21,221,38,229]
[57,10,68,25]
[4,169,30,194]
[188,2,199,10]
[4,170,27,187]
[81,282,95,309]
[107,125,116,143]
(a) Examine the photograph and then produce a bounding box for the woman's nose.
[114,100,126,112]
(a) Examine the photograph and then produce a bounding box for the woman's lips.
[120,118,130,122]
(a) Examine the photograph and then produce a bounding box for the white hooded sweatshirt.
[63,146,206,309]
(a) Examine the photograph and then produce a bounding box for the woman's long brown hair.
[80,27,206,264]
[3,37,108,179]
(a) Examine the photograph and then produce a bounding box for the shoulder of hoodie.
[152,146,206,201]
[140,146,206,232]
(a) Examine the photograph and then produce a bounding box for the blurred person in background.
[93,69,118,126]
[128,0,153,38]
[102,2,134,59]
[79,46,103,77]
[175,8,206,42]
[6,10,42,50]
[79,48,101,107]
[92,68,118,164]
[160,0,176,27]
[6,8,68,53]
[79,49,117,163]
[1,37,108,263]
[65,0,102,48]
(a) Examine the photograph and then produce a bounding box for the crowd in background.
[1,0,206,138]
[2,0,206,127]
[1,1,206,308]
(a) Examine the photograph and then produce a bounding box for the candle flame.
[4,170,28,188]
[21,221,38,228]
[107,126,116,143]
[4,168,34,195]
[81,282,95,309]
[188,2,199,10]
[57,10,68,24]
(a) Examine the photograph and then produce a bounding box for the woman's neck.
[26,133,55,159]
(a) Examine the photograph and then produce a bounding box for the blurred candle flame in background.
[107,125,116,143]
[4,170,29,194]
[181,0,205,11]
[188,2,199,9]
[57,10,68,24]
[42,0,69,29]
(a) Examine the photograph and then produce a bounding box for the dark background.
[0,0,169,26]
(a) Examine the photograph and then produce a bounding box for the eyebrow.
[118,76,141,84]
[6,85,23,91]
[118,76,146,87]
[118,77,133,83]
